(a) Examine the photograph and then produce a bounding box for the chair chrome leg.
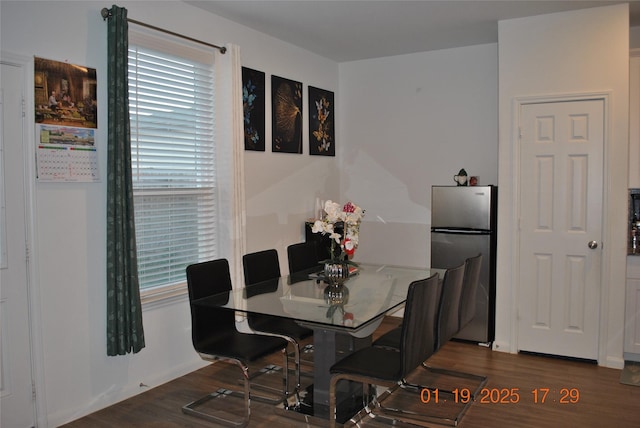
[422,363,488,388]
[377,368,486,427]
[245,334,303,405]
[182,358,251,427]
[329,375,340,428]
[391,361,487,400]
[288,338,301,395]
[298,343,314,370]
[244,346,295,409]
[407,363,487,399]
[330,374,430,428]
[281,347,290,408]
[246,365,287,405]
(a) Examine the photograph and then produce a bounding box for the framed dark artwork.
[242,67,266,151]
[271,75,303,154]
[308,86,335,156]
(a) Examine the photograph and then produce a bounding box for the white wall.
[496,4,629,367]
[339,44,499,268]
[1,1,633,425]
[1,1,338,426]
[236,12,341,264]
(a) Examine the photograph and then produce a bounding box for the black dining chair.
[328,273,441,428]
[435,262,465,349]
[243,249,313,397]
[373,263,465,424]
[374,258,472,351]
[425,254,487,395]
[375,260,486,426]
[182,259,289,427]
[287,241,322,274]
[286,242,319,353]
[373,262,465,351]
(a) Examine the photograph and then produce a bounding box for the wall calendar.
[34,57,99,182]
[36,125,99,182]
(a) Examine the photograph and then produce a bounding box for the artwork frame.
[308,86,335,156]
[242,67,266,151]
[271,75,303,154]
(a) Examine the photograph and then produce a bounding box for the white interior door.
[517,99,603,360]
[1,62,36,427]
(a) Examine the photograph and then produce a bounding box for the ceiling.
[184,1,640,62]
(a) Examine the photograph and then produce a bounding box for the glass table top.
[193,263,440,333]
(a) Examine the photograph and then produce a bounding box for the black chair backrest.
[436,262,465,350]
[399,273,442,377]
[185,259,236,352]
[287,241,321,274]
[459,253,483,329]
[243,249,281,285]
[244,277,280,298]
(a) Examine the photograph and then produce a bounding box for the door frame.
[1,51,47,426]
[509,92,612,366]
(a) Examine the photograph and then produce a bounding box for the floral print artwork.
[308,86,335,156]
[242,67,265,151]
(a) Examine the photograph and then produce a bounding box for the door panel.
[518,100,603,360]
[1,62,35,427]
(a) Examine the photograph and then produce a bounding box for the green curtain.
[106,5,145,355]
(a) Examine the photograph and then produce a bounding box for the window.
[128,29,217,297]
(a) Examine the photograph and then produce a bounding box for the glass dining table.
[192,262,439,422]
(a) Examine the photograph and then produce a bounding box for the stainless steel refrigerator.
[431,185,497,344]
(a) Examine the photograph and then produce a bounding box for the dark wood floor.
[62,317,640,427]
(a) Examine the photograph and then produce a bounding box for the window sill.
[141,282,189,310]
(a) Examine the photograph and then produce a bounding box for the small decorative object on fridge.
[454,168,468,186]
[311,200,365,288]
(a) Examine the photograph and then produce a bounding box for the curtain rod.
[100,7,226,54]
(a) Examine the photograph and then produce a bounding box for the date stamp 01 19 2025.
[420,387,580,405]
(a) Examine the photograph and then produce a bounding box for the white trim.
[140,282,189,309]
[510,91,612,366]
[630,50,640,188]
[1,50,48,427]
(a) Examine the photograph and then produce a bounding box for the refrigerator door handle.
[431,228,491,234]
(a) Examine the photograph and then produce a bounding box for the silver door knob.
[588,240,598,249]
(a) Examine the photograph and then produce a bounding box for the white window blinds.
[128,29,217,291]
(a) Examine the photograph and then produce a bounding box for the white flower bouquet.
[311,200,365,263]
